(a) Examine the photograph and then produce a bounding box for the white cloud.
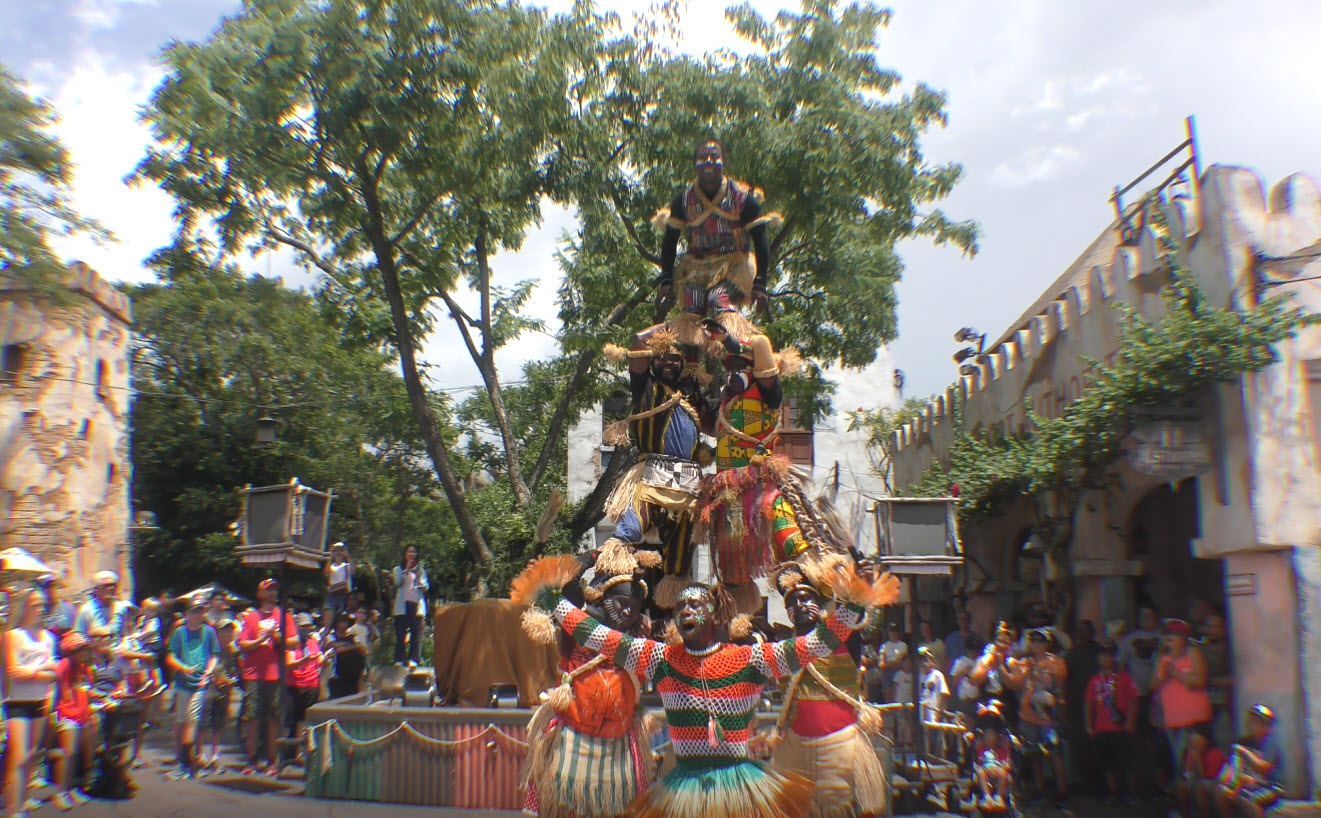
[43,58,175,284]
[990,144,1082,188]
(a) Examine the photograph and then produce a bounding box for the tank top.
[1157,651,1212,728]
[7,627,56,702]
[328,561,352,589]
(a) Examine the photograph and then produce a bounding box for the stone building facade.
[0,263,133,595]
[890,165,1321,797]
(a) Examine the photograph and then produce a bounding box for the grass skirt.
[625,757,815,818]
[523,709,652,818]
[771,724,889,818]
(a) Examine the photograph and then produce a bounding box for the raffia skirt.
[522,708,652,818]
[772,723,889,818]
[624,756,815,818]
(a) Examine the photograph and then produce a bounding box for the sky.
[6,0,1321,442]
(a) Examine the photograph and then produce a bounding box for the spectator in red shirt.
[284,613,329,767]
[237,579,298,776]
[1178,725,1226,818]
[1084,638,1138,804]
[52,633,98,810]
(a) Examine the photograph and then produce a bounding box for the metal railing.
[1110,115,1201,245]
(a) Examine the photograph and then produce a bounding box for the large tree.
[135,0,976,589]
[130,248,459,596]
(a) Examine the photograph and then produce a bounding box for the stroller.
[85,695,146,799]
[954,700,1022,817]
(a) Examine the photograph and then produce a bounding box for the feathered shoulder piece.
[822,559,901,610]
[511,556,583,646]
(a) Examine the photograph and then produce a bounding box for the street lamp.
[255,415,280,447]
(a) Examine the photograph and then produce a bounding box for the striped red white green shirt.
[553,597,864,762]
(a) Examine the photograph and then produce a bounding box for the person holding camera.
[237,579,297,776]
[323,543,353,613]
[391,546,428,667]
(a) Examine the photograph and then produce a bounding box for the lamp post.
[873,497,963,776]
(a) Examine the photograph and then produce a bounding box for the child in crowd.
[1177,725,1225,818]
[52,633,99,811]
[201,618,241,770]
[1218,704,1284,818]
[967,701,1015,812]
[1084,638,1138,803]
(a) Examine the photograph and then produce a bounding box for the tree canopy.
[0,64,108,291]
[133,0,975,593]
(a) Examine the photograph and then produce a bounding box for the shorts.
[241,680,282,723]
[205,687,232,733]
[171,686,208,725]
[285,687,320,726]
[1019,720,1063,750]
[1092,730,1132,776]
[5,700,48,720]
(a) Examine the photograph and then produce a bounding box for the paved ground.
[20,729,1174,818]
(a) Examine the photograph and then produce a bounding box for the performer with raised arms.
[512,555,899,818]
[599,325,711,608]
[766,561,888,818]
[515,543,661,818]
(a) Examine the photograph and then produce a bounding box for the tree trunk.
[474,217,532,507]
[527,282,654,491]
[358,164,492,592]
[568,445,638,541]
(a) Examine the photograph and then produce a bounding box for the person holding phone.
[391,546,428,667]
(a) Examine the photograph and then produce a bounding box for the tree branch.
[528,282,653,490]
[265,221,338,278]
[769,211,799,263]
[389,188,449,247]
[609,188,661,266]
[436,289,485,370]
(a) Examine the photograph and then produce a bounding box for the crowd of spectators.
[859,597,1279,818]
[1,542,428,817]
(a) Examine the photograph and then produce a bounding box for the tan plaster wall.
[0,264,132,596]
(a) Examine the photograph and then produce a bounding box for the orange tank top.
[1157,652,1212,728]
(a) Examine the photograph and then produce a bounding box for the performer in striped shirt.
[517,555,897,818]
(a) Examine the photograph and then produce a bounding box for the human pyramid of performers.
[511,139,909,818]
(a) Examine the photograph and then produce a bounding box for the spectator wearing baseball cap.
[1218,704,1283,818]
[52,632,96,810]
[1085,638,1139,803]
[237,578,297,776]
[166,601,220,779]
[73,571,124,637]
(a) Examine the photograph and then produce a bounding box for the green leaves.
[0,64,110,290]
[907,268,1313,526]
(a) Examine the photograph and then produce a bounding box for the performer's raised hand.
[751,286,770,318]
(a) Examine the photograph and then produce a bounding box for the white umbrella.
[0,548,52,576]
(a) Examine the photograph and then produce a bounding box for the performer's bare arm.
[749,602,866,681]
[553,598,667,682]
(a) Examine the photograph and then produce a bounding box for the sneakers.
[265,764,281,778]
[408,659,418,668]
[29,776,52,789]
[23,797,44,810]
[241,763,260,776]
[70,791,92,806]
[167,767,194,781]
[52,792,76,811]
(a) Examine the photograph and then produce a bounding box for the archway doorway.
[1128,478,1224,619]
